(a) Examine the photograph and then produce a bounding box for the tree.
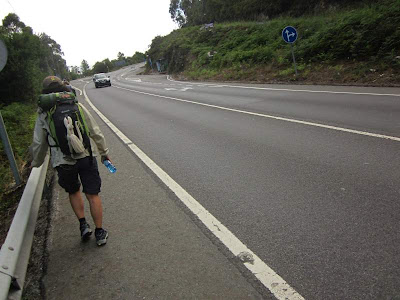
[169,0,371,25]
[2,13,26,33]
[127,52,146,64]
[39,33,64,56]
[170,0,215,26]
[81,59,90,76]
[170,0,187,27]
[92,61,108,74]
[0,14,44,104]
[39,33,68,78]
[117,52,126,61]
[0,13,70,106]
[102,59,113,72]
[69,66,81,80]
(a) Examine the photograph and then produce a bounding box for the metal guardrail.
[0,154,50,300]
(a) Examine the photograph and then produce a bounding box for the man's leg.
[79,157,108,245]
[85,193,103,228]
[56,165,82,219]
[69,190,92,240]
[86,193,108,246]
[69,191,85,219]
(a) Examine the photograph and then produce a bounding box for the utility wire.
[5,0,16,13]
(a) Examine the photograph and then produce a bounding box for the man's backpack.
[38,92,92,157]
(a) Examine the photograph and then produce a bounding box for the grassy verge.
[147,0,400,85]
[0,102,37,242]
[181,61,400,86]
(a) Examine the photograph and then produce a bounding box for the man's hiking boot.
[95,229,108,246]
[80,222,92,241]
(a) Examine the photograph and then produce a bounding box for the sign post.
[0,113,21,185]
[282,26,298,76]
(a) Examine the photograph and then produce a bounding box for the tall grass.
[0,102,36,205]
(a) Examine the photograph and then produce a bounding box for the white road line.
[113,85,400,143]
[166,76,400,97]
[125,78,142,82]
[83,84,305,300]
[71,86,83,96]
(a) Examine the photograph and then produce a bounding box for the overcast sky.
[0,0,178,67]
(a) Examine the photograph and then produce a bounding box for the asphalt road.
[74,65,400,299]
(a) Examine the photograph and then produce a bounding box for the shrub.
[0,103,36,199]
[147,0,399,82]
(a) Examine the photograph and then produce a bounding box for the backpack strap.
[47,106,60,147]
[76,105,93,164]
[77,105,90,138]
[45,132,58,148]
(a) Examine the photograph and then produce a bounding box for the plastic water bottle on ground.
[103,160,117,173]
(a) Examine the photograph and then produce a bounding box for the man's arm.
[31,116,49,167]
[79,104,109,158]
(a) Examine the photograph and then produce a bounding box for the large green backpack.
[38,92,92,157]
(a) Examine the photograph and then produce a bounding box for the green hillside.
[147,0,400,86]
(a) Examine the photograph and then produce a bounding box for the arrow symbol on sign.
[285,29,295,41]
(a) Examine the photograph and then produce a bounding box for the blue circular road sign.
[282,26,298,44]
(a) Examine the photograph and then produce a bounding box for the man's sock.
[79,217,87,225]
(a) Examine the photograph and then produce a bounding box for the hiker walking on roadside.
[31,76,110,246]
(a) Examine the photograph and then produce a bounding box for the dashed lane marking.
[113,84,400,143]
[166,76,400,97]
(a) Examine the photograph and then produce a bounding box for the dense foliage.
[0,15,69,203]
[80,51,146,76]
[150,0,400,82]
[0,13,69,106]
[169,0,373,27]
[0,14,72,204]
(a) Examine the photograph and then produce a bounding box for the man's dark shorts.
[56,157,101,194]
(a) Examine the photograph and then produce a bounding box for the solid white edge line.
[166,75,400,97]
[83,85,305,300]
[83,83,133,145]
[71,86,83,96]
[113,84,400,143]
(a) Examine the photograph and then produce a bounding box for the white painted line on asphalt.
[166,76,400,97]
[82,86,304,300]
[126,78,142,82]
[71,86,83,96]
[78,79,91,84]
[113,85,400,143]
[83,84,133,145]
[165,87,193,92]
[125,142,304,300]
